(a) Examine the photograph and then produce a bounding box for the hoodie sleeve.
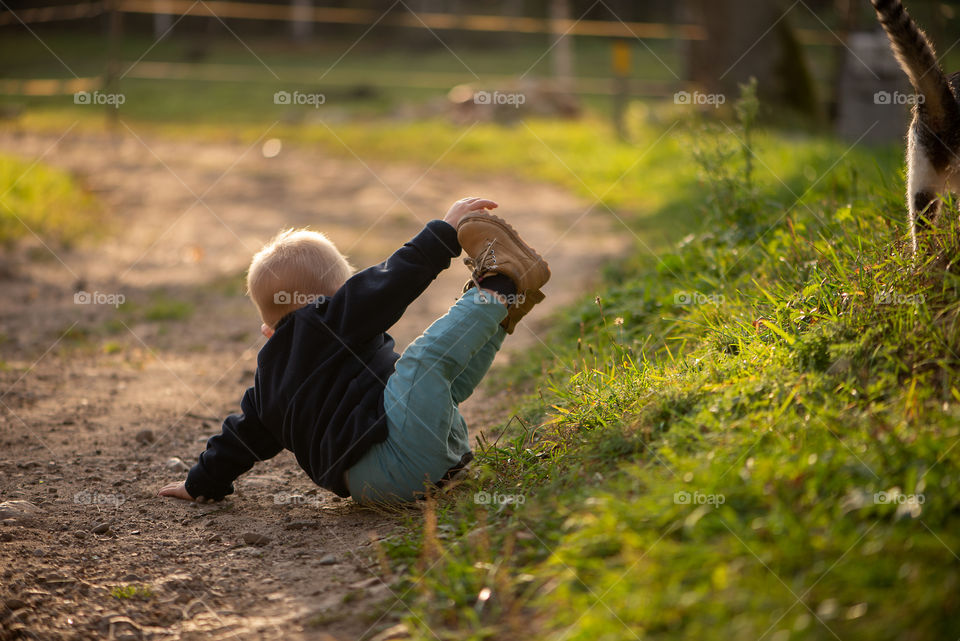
[184,384,283,501]
[317,219,461,344]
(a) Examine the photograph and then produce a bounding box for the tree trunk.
[688,0,819,117]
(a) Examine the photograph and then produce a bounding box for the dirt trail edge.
[0,128,628,641]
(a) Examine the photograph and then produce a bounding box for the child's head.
[247,228,353,331]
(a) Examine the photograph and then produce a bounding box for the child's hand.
[444,197,498,229]
[158,481,217,503]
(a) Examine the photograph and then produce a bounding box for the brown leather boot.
[457,212,550,334]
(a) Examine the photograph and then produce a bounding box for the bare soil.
[0,127,627,640]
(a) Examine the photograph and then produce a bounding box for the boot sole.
[502,288,545,334]
[458,212,551,291]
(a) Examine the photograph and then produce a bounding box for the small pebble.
[91,522,111,535]
[242,532,271,546]
[0,500,41,525]
[165,458,189,472]
[235,547,263,557]
[370,623,410,641]
[350,577,382,589]
[317,554,337,565]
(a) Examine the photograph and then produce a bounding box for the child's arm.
[158,383,283,502]
[320,197,497,344]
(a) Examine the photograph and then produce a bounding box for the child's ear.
[261,323,274,338]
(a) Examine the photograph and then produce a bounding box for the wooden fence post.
[612,38,630,140]
[105,0,122,127]
[550,0,573,94]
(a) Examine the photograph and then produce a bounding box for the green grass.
[380,88,960,640]
[109,584,154,600]
[102,340,124,355]
[0,153,101,245]
[142,293,195,322]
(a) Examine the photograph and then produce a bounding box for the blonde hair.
[247,228,354,327]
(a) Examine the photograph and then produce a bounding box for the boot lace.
[463,239,498,289]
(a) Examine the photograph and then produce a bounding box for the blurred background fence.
[1,0,958,139]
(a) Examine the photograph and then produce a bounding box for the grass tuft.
[109,585,154,601]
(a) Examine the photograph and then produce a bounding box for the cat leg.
[907,125,945,254]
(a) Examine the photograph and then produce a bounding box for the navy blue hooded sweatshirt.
[184,220,461,500]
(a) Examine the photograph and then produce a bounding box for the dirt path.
[0,127,627,641]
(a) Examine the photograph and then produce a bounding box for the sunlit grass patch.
[0,153,102,246]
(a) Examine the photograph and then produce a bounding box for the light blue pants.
[347,292,507,504]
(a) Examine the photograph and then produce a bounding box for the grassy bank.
[377,92,960,640]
